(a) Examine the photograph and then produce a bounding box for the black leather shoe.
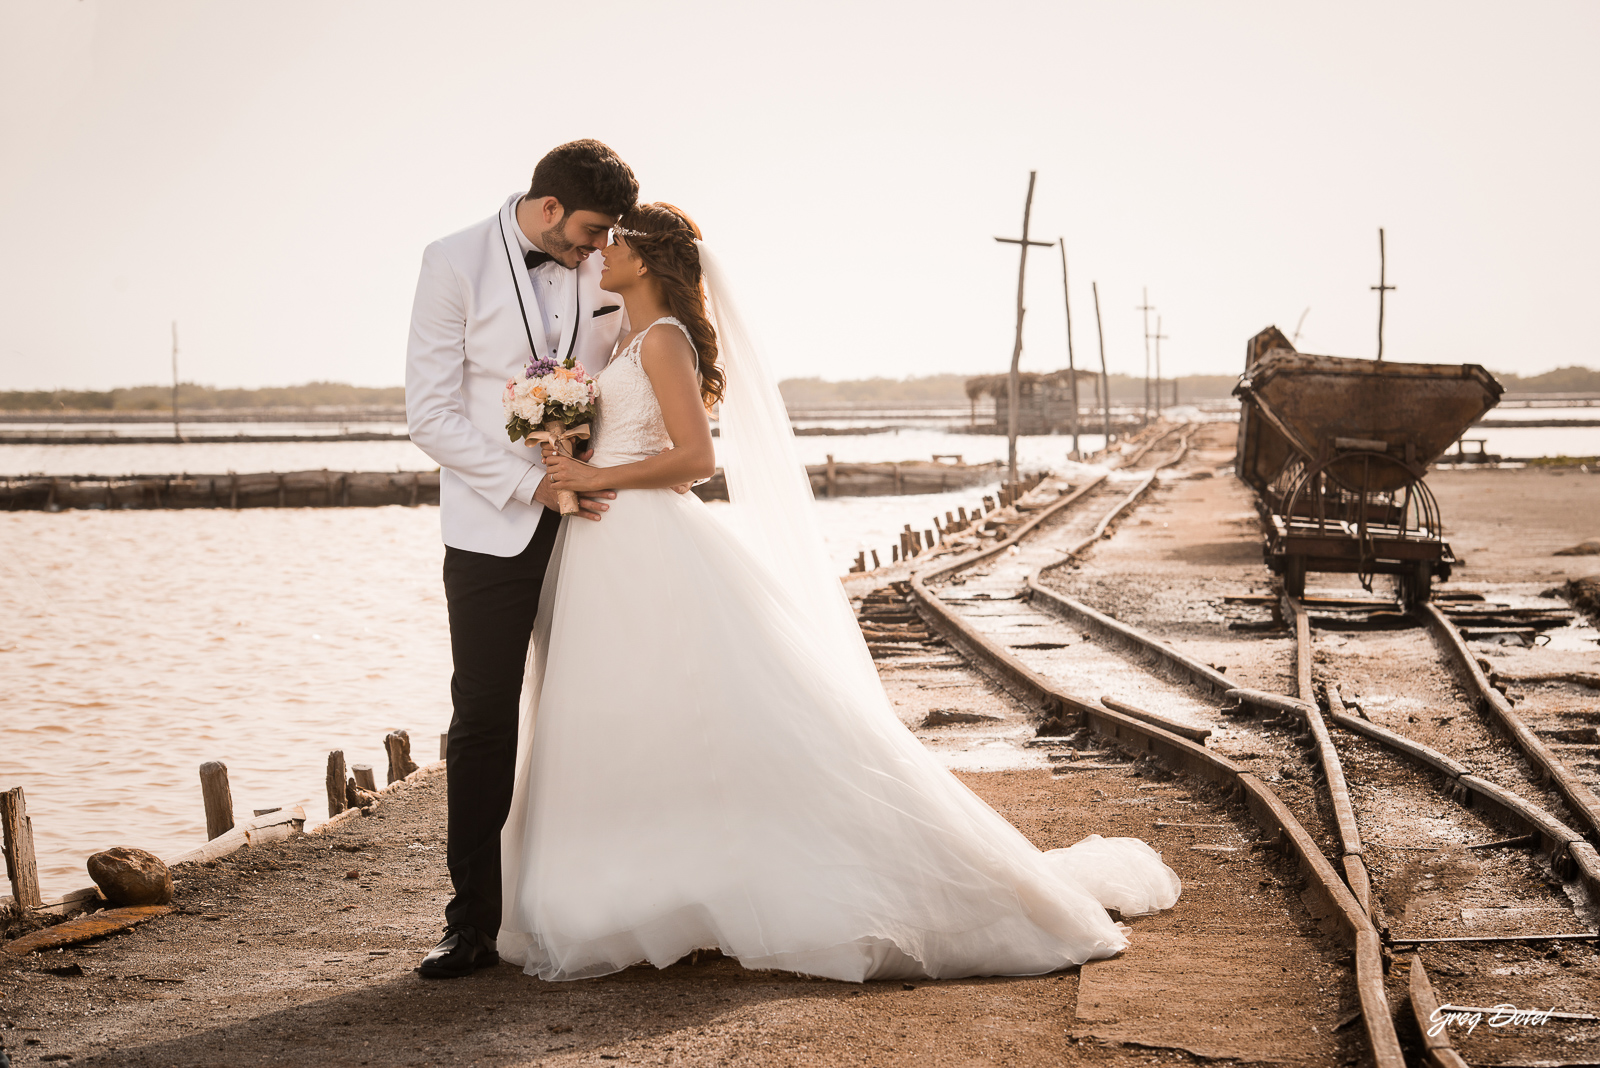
[415,925,500,979]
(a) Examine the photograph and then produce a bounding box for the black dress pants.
[440,507,563,937]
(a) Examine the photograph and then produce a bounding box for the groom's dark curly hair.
[528,140,638,220]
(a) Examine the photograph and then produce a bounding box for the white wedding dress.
[495,317,1181,983]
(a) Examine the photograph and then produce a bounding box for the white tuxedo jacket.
[406,195,627,556]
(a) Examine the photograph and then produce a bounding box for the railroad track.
[858,420,1600,1068]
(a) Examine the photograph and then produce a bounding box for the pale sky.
[2,0,1595,392]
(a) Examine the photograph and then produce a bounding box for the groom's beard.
[540,223,589,266]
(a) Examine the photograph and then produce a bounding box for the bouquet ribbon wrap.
[526,420,592,516]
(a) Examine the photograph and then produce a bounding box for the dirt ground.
[5,432,1596,1067]
[0,753,1358,1068]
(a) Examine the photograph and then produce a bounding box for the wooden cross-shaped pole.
[1092,282,1112,450]
[995,171,1053,484]
[1371,227,1395,362]
[1136,288,1155,426]
[1152,315,1169,418]
[1057,238,1081,460]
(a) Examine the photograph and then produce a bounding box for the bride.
[496,203,1181,983]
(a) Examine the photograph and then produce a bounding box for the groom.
[405,140,639,978]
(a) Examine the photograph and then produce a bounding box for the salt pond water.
[1,482,1012,900]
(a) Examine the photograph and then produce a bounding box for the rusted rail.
[1424,602,1600,844]
[904,425,1406,1068]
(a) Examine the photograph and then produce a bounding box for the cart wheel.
[1284,556,1306,598]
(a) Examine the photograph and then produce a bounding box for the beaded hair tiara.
[612,222,694,242]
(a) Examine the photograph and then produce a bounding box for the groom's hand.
[532,472,615,521]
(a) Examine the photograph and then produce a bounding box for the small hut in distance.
[964,369,1100,434]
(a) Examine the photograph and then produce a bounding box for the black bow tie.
[525,248,562,270]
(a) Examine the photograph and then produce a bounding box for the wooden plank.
[2,905,172,956]
[0,786,42,909]
[168,806,304,867]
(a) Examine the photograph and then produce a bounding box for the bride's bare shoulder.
[637,322,696,373]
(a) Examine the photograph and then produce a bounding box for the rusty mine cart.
[1234,327,1504,604]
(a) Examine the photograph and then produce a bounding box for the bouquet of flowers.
[504,354,599,516]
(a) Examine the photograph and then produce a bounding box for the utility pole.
[171,320,181,442]
[1371,228,1395,362]
[1092,282,1112,451]
[1136,288,1154,426]
[993,171,1052,484]
[1152,316,1169,419]
[1057,238,1081,460]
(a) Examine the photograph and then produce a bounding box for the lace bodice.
[589,318,695,468]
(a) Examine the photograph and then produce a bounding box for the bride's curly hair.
[615,203,725,410]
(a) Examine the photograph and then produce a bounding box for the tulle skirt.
[496,486,1180,982]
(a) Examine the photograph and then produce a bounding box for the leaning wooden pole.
[1006,174,1036,484]
[992,172,1050,485]
[1058,238,1081,460]
[1092,281,1112,449]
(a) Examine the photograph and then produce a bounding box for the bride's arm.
[544,328,716,493]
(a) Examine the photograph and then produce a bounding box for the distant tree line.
[0,381,406,412]
[3,365,1594,412]
[779,373,1247,407]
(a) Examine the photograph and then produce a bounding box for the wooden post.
[1092,282,1112,449]
[958,507,969,524]
[891,543,900,563]
[925,527,936,547]
[1371,227,1395,361]
[1137,288,1154,426]
[870,549,880,569]
[1152,316,1169,420]
[994,172,1053,485]
[1058,238,1081,459]
[199,761,234,840]
[170,321,181,443]
[385,730,418,785]
[825,454,837,498]
[439,732,449,760]
[326,750,348,818]
[1,786,42,910]
[351,764,377,792]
